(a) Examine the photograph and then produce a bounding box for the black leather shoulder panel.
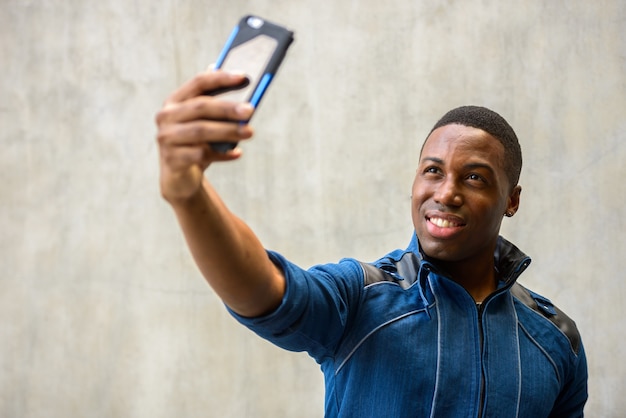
[510,283,582,355]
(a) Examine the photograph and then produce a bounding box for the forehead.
[421,124,505,167]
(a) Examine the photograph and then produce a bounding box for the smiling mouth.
[427,216,465,228]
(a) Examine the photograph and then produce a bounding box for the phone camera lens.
[246,16,264,29]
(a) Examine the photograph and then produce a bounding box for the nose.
[434,177,463,207]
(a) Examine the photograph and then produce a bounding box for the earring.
[505,212,514,217]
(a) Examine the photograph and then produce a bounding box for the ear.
[505,185,522,217]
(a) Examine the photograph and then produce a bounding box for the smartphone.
[207,15,294,152]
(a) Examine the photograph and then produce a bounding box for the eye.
[466,173,487,185]
[423,166,442,175]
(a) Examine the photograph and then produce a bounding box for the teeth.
[430,217,458,228]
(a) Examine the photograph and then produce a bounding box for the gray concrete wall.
[1,0,624,416]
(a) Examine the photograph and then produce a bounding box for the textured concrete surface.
[1,0,624,416]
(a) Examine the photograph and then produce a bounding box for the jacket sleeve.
[227,250,364,361]
[549,340,588,417]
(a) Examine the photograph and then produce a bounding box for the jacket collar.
[406,233,532,286]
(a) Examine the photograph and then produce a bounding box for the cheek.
[410,183,428,212]
[481,202,506,231]
[410,191,431,232]
[410,195,419,215]
[411,177,429,202]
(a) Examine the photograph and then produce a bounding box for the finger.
[157,120,254,147]
[160,143,242,171]
[156,97,254,126]
[165,70,248,104]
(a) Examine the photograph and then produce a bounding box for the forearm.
[171,178,285,317]
[155,71,284,317]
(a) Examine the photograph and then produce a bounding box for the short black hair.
[425,105,522,187]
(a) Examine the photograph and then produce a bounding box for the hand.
[155,71,255,202]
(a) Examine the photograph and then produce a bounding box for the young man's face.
[411,124,521,263]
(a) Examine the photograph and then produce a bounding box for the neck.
[426,253,498,303]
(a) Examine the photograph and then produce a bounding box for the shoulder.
[510,283,582,355]
[359,250,423,289]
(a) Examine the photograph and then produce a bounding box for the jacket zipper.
[474,257,530,417]
[477,302,485,418]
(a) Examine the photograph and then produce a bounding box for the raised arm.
[155,71,285,317]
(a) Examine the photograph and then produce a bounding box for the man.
[156,71,588,417]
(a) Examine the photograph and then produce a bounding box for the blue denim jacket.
[231,235,588,417]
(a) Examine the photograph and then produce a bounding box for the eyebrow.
[420,157,444,165]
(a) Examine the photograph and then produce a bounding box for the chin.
[418,241,461,262]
